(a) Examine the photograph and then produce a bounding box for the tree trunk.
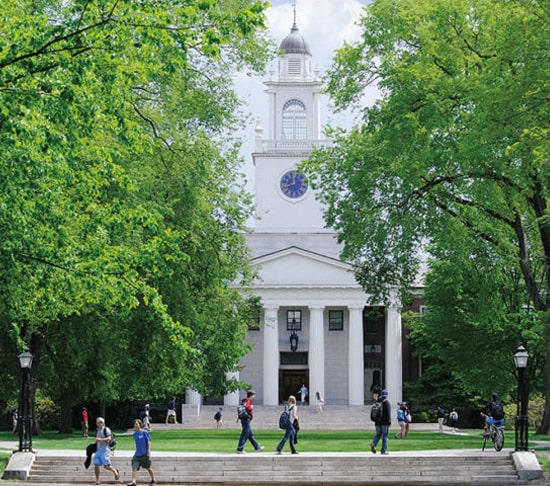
[59,388,73,433]
[537,327,550,434]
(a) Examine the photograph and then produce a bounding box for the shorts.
[486,417,504,427]
[131,454,152,470]
[167,409,176,417]
[93,448,111,466]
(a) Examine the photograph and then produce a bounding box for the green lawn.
[2,428,547,454]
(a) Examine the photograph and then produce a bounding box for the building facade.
[186,18,421,410]
[237,20,407,407]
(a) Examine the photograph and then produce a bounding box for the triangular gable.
[252,246,360,287]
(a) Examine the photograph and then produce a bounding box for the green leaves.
[305,0,550,426]
[0,0,270,424]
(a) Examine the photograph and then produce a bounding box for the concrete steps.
[25,451,526,485]
[159,405,381,431]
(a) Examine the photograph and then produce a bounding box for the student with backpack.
[482,392,505,436]
[214,407,223,429]
[236,390,264,454]
[93,417,120,485]
[449,408,459,433]
[370,389,391,455]
[276,395,299,455]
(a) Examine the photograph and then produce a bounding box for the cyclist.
[481,392,505,436]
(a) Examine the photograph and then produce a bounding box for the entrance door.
[279,370,308,405]
[365,369,382,403]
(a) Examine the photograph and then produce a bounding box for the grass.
[2,428,547,453]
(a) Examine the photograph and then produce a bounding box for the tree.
[0,0,270,430]
[405,220,546,410]
[303,0,550,431]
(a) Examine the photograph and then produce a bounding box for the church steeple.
[278,3,312,82]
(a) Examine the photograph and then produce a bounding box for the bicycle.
[481,413,504,451]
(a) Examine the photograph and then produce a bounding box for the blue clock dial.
[280,170,308,199]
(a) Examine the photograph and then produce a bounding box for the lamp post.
[17,351,33,453]
[514,344,529,451]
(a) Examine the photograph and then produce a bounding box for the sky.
[235,0,374,192]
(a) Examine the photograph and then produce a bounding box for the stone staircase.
[24,451,527,484]
[162,405,379,431]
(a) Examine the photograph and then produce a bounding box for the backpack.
[449,411,458,421]
[102,426,116,450]
[278,406,293,430]
[370,401,383,422]
[214,411,222,421]
[491,401,505,420]
[237,403,249,421]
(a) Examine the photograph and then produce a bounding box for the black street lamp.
[17,351,34,453]
[514,344,529,451]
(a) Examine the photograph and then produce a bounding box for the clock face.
[280,170,308,199]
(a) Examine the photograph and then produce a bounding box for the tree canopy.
[303,0,550,430]
[0,0,271,429]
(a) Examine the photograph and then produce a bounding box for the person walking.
[142,404,151,431]
[394,403,406,439]
[299,384,308,405]
[165,396,178,424]
[236,390,263,453]
[370,389,391,455]
[11,409,18,435]
[276,395,299,455]
[214,407,223,429]
[315,391,324,413]
[449,408,459,433]
[403,402,412,438]
[126,419,156,486]
[437,405,445,432]
[81,407,89,438]
[93,417,119,485]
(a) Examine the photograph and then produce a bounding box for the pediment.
[252,246,360,288]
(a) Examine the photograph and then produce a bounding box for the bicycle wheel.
[493,427,504,451]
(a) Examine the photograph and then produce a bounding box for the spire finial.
[292,1,297,27]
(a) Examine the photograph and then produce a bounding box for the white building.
[235,19,407,407]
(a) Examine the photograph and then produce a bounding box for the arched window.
[282,99,307,140]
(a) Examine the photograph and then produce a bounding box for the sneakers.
[255,446,264,452]
[381,451,389,455]
[236,450,246,454]
[291,451,299,454]
[276,450,282,455]
[370,443,376,454]
[150,481,156,486]
[127,483,137,486]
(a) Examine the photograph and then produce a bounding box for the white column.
[348,306,364,405]
[385,304,403,404]
[224,371,240,407]
[308,306,325,404]
[186,389,201,406]
[263,307,279,405]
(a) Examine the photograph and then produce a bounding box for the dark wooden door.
[279,370,308,405]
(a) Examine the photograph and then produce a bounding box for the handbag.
[293,418,300,432]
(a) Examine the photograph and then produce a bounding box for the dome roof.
[279,23,311,55]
